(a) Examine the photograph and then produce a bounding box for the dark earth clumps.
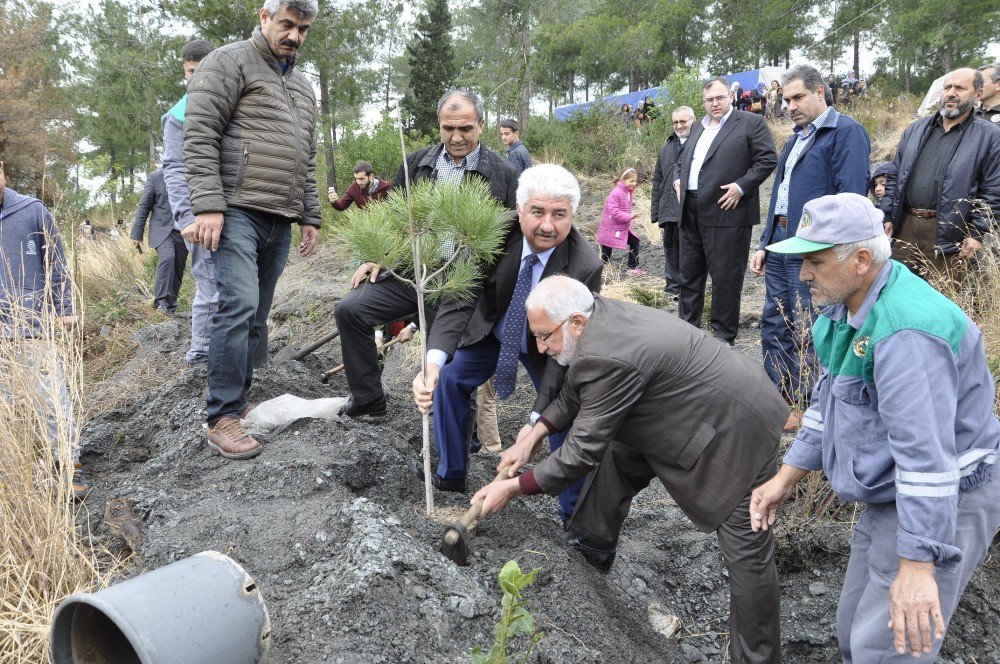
[78,179,1000,662]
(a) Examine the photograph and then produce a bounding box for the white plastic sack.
[243,393,348,431]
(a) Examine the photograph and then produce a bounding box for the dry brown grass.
[906,203,1000,409]
[74,234,152,307]
[0,298,115,662]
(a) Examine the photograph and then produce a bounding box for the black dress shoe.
[409,461,466,493]
[566,533,617,573]
[339,395,387,418]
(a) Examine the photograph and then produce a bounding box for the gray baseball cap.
[767,192,885,254]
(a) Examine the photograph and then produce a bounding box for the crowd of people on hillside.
[5,0,1000,658]
[618,70,874,130]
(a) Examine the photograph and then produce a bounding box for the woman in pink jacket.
[596,168,644,275]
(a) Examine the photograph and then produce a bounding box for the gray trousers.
[1,341,78,462]
[184,241,219,365]
[153,230,188,312]
[838,476,1000,662]
[568,442,780,664]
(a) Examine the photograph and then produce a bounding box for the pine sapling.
[334,132,509,515]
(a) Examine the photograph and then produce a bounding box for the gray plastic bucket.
[50,551,271,663]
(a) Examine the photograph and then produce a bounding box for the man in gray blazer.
[674,76,777,345]
[131,167,188,313]
[474,275,788,664]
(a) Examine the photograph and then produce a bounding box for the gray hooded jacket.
[0,188,73,337]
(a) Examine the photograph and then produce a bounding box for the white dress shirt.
[687,107,734,191]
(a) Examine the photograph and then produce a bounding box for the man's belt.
[776,215,788,228]
[907,207,937,218]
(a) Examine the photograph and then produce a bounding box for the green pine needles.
[472,561,545,664]
[335,178,510,303]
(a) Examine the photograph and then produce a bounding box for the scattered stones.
[809,582,828,597]
[647,602,682,640]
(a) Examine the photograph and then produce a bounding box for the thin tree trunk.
[518,7,531,132]
[852,30,860,77]
[319,69,337,189]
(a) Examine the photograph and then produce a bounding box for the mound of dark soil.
[77,179,1000,663]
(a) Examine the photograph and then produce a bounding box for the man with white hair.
[412,164,603,525]
[751,192,1000,662]
[183,0,321,460]
[650,105,695,298]
[472,273,788,664]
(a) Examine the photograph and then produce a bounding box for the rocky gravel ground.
[77,177,1000,663]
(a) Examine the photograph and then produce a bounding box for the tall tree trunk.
[852,29,860,77]
[518,7,531,132]
[785,51,790,68]
[319,69,337,189]
[548,96,553,119]
[148,127,156,170]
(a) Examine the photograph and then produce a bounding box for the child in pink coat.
[596,168,644,274]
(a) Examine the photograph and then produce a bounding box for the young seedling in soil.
[472,560,545,663]
[335,152,507,515]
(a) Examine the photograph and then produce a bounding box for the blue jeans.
[761,222,815,404]
[433,336,582,523]
[206,207,291,424]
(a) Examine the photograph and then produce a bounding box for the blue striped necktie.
[495,254,539,398]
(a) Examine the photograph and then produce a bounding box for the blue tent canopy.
[554,67,783,121]
[554,85,668,121]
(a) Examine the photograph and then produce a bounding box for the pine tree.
[401,0,458,137]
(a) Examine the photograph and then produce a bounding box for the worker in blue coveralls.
[749,192,1000,662]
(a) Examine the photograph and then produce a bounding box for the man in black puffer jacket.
[880,67,1000,283]
[183,0,321,460]
[333,89,517,419]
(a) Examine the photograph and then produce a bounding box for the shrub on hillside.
[525,111,665,176]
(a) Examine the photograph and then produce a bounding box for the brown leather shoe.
[206,417,262,460]
[783,410,803,432]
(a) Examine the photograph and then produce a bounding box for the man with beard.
[327,161,392,211]
[752,192,1000,662]
[650,106,695,298]
[880,68,1000,284]
[472,274,788,664]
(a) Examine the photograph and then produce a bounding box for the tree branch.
[421,244,467,286]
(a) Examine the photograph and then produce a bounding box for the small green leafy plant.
[472,560,545,664]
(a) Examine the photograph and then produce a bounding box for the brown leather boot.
[206,416,263,460]
[72,462,91,500]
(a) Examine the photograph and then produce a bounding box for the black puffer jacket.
[881,115,1000,253]
[393,143,518,210]
[183,28,321,227]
